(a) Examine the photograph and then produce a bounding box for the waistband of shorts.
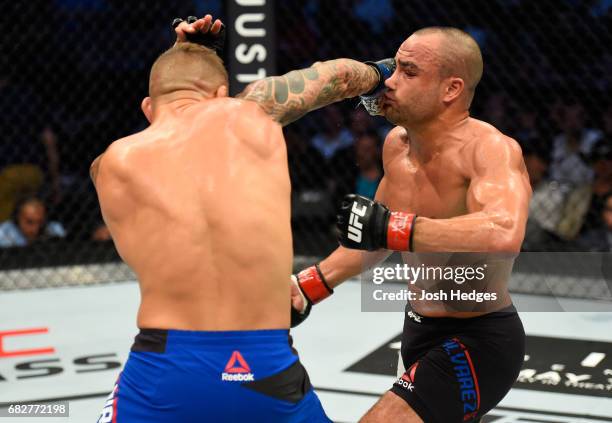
[131,328,290,352]
[405,304,517,325]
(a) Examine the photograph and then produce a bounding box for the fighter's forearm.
[237,59,378,126]
[412,212,524,253]
[319,246,391,289]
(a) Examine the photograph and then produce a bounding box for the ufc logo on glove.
[348,203,367,242]
[337,194,417,252]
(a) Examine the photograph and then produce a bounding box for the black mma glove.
[172,16,226,57]
[360,58,396,116]
[337,194,417,251]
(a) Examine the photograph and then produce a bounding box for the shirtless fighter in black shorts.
[291,27,531,423]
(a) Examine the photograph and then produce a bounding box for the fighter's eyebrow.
[397,60,420,72]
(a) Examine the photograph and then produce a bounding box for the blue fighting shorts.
[97,329,331,423]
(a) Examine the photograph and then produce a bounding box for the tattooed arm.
[236,59,379,126]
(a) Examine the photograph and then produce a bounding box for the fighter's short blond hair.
[414,27,483,104]
[148,42,228,99]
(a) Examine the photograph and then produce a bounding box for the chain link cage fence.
[0,0,611,299]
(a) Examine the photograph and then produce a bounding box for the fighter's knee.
[359,391,423,423]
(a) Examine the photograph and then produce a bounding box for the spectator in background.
[286,128,329,193]
[481,92,515,135]
[549,100,602,185]
[349,108,377,138]
[578,191,612,252]
[521,139,570,250]
[0,74,62,221]
[349,107,393,141]
[0,197,66,247]
[331,131,383,205]
[53,121,111,239]
[579,138,612,231]
[540,138,612,245]
[515,105,543,146]
[549,97,567,133]
[310,105,353,160]
[353,131,383,199]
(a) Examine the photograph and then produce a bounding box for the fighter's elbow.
[485,214,522,253]
[490,233,522,253]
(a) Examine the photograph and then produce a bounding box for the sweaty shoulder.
[465,119,524,174]
[198,98,277,125]
[195,98,280,141]
[382,126,408,162]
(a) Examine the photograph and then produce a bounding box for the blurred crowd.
[1,0,611,254]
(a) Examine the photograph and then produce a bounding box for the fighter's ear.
[215,85,228,98]
[141,97,153,123]
[443,77,464,104]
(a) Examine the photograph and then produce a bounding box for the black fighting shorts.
[390,305,525,423]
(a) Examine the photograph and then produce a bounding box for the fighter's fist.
[172,14,226,56]
[290,265,333,327]
[290,275,311,328]
[336,194,417,251]
[360,58,396,116]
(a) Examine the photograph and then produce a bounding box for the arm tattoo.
[273,78,289,104]
[286,70,305,94]
[236,59,378,126]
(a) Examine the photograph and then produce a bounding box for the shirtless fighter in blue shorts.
[92,15,393,423]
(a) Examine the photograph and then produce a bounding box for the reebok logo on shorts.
[394,361,419,392]
[221,350,255,382]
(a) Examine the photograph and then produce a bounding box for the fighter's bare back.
[88,16,395,332]
[93,99,293,330]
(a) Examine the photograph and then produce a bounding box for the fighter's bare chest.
[383,150,469,218]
